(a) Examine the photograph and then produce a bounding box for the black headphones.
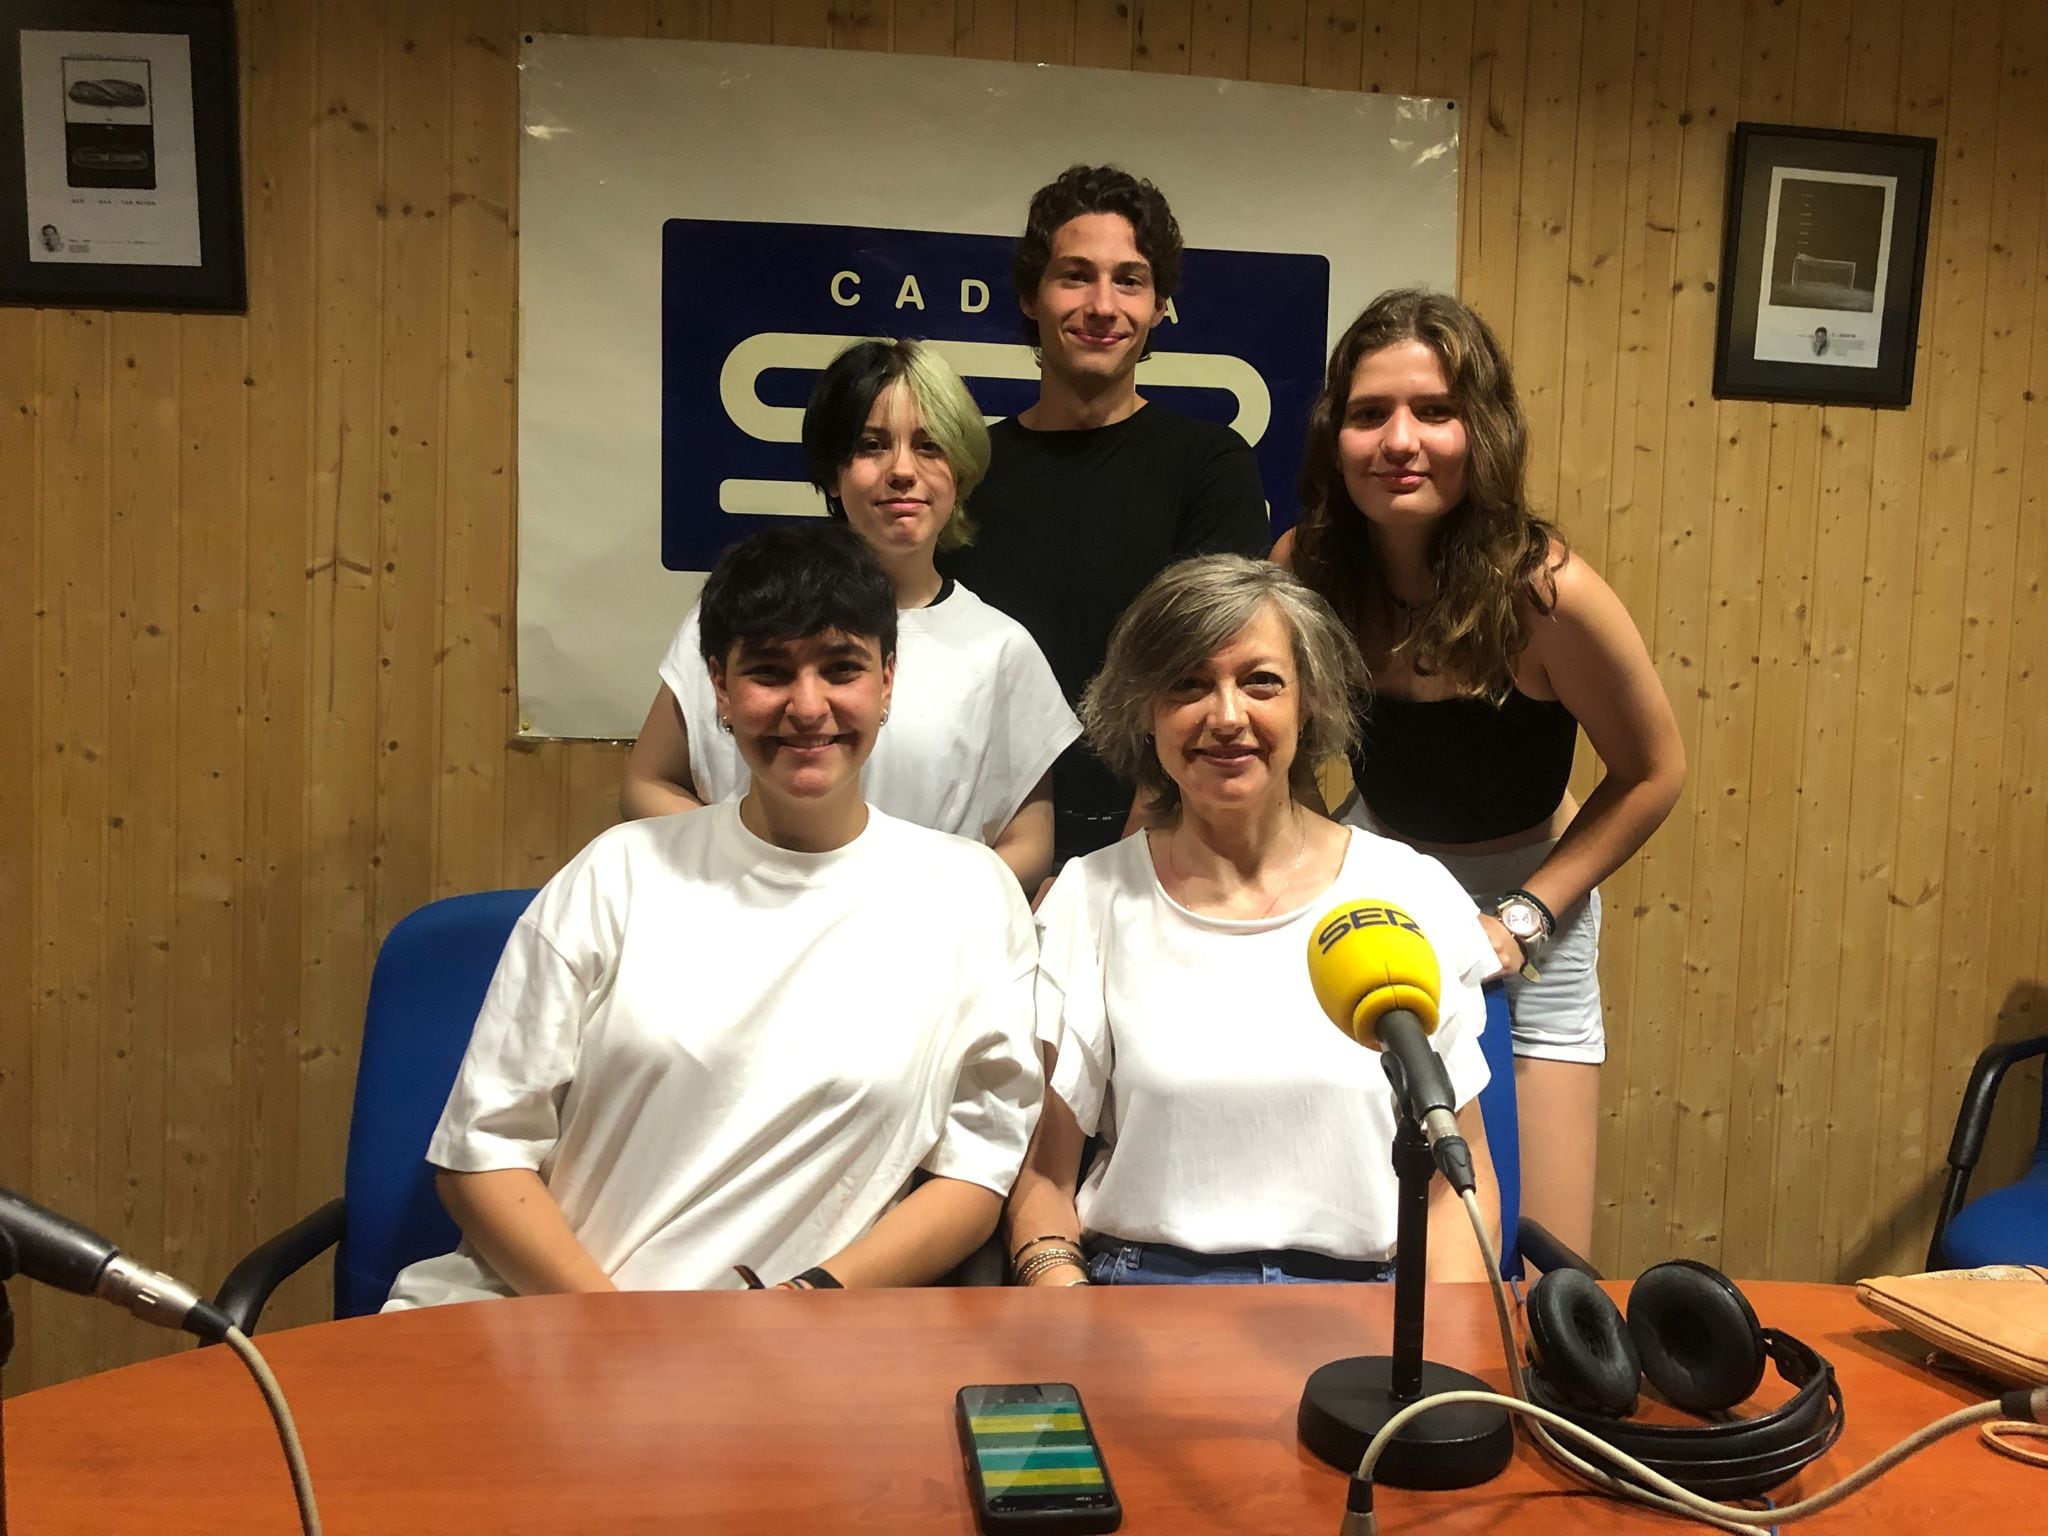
[1522,1260,1846,1500]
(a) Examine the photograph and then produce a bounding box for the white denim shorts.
[1428,839,1605,1065]
[1339,795,1605,1064]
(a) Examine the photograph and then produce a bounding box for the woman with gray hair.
[1003,554,1502,1286]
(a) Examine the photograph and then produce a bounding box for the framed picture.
[1712,122,1935,408]
[0,0,244,312]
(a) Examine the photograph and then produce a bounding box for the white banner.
[518,37,1457,738]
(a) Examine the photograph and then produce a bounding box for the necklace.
[1160,807,1310,919]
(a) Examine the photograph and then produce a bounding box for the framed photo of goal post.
[1712,123,1935,408]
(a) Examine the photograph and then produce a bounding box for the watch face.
[1499,900,1543,941]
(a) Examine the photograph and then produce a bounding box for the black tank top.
[1348,689,1579,844]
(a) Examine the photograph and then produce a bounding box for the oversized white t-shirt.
[385,802,1042,1308]
[660,582,1080,845]
[1034,826,1496,1261]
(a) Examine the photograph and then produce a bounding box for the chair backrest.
[334,889,537,1318]
[1472,980,1523,1277]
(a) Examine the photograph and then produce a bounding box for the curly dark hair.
[1011,164,1182,350]
[1292,289,1565,702]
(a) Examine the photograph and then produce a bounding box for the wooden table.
[3,1281,2030,1532]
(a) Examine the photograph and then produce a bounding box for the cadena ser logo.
[661,218,1331,572]
[1316,904,1424,955]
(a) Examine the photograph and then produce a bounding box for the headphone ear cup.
[1626,1259,1767,1414]
[1525,1267,1642,1417]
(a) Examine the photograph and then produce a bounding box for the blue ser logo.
[661,218,1331,572]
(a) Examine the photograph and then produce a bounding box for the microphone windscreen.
[1307,900,1441,1046]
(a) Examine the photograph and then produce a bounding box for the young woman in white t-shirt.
[622,339,1079,892]
[1003,556,1502,1287]
[387,526,1042,1307]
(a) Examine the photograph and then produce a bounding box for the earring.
[717,716,733,734]
[879,708,891,726]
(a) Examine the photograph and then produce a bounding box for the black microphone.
[1374,1013,1479,1197]
[0,1186,233,1342]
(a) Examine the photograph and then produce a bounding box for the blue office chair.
[1927,1033,2048,1269]
[1472,979,1585,1279]
[215,889,538,1329]
[1473,981,1522,1274]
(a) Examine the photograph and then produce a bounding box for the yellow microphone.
[1308,901,1442,1042]
[1305,900,1476,1195]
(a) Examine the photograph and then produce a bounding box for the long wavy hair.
[1292,289,1564,701]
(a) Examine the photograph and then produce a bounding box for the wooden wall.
[3,0,2043,1392]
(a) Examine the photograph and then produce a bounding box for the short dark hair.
[801,338,989,550]
[1012,164,1183,347]
[697,523,897,666]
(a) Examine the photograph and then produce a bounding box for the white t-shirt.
[384,802,1042,1309]
[1034,826,1495,1261]
[660,582,1080,845]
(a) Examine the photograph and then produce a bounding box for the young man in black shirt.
[942,165,1272,863]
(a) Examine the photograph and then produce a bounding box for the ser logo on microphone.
[1315,904,1423,955]
[660,217,1330,572]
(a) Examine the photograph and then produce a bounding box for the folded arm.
[435,1167,617,1296]
[814,1174,1003,1288]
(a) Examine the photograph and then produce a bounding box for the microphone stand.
[1297,1103,1512,1487]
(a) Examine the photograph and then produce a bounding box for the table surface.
[4,1280,2032,1533]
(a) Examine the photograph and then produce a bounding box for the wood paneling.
[3,0,2044,1392]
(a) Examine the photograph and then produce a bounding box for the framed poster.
[1712,123,1935,407]
[0,0,244,311]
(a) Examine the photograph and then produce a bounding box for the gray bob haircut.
[1081,554,1370,819]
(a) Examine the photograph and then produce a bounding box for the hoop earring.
[716,716,733,734]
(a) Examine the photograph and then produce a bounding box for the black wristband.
[1506,887,1557,937]
[795,1266,842,1290]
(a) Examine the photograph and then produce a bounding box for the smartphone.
[955,1382,1122,1535]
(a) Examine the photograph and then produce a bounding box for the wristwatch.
[1494,889,1556,980]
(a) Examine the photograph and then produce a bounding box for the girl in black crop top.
[1276,289,1686,1258]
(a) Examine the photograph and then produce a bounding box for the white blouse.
[1033,826,1495,1260]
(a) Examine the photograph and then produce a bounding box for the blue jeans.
[1083,1238,1395,1286]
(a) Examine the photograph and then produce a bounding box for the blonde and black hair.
[801,338,990,551]
[1081,555,1368,820]
[1292,288,1565,701]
